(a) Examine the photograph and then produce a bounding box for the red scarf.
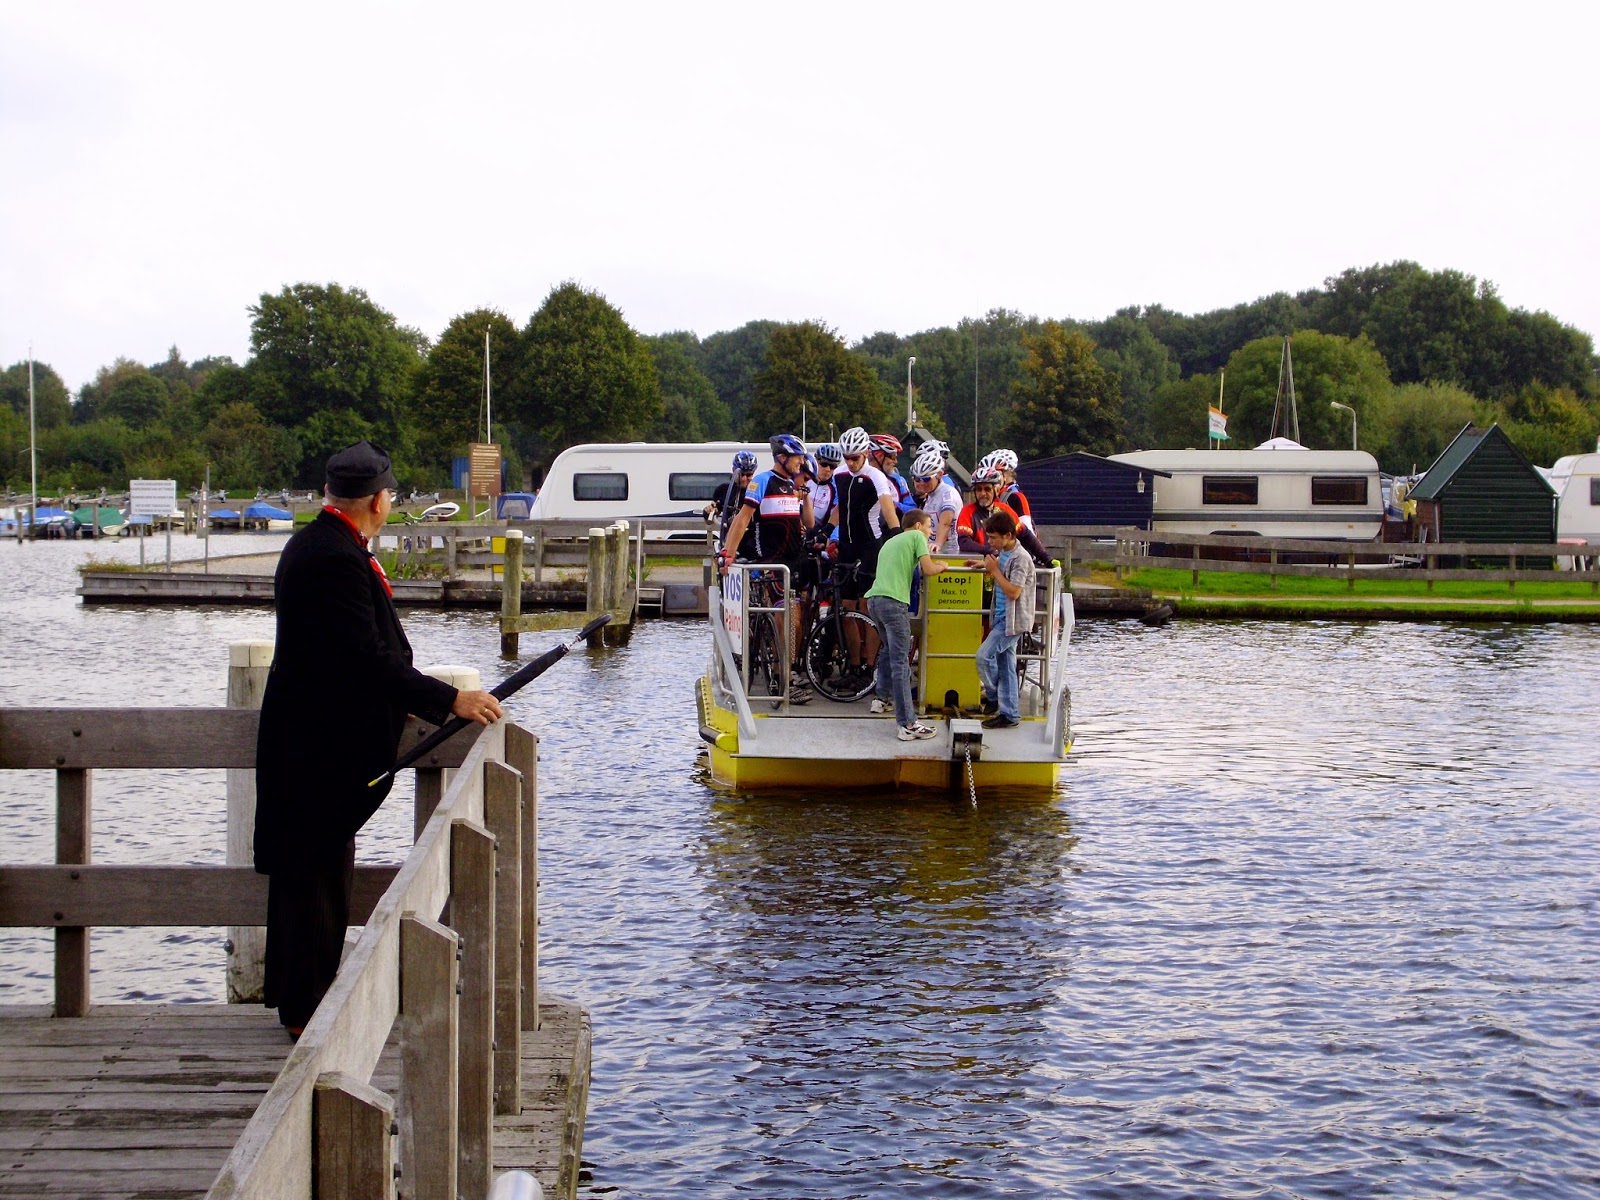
[322,505,393,597]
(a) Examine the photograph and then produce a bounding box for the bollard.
[585,528,608,647]
[501,529,525,660]
[226,640,273,1003]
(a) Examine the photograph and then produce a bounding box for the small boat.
[242,501,295,530]
[419,501,460,522]
[699,559,1074,791]
[70,506,127,537]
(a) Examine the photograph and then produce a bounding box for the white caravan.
[1108,446,1384,540]
[529,442,780,540]
[1549,452,1600,556]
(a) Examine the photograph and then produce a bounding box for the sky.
[3,0,1596,394]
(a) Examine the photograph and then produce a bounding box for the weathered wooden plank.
[0,865,399,927]
[504,725,539,1033]
[314,1071,395,1200]
[400,913,458,1200]
[451,820,496,1200]
[54,767,92,1017]
[483,762,522,1116]
[0,711,480,770]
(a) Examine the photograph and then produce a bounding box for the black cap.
[325,441,398,498]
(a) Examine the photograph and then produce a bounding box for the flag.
[1208,406,1230,440]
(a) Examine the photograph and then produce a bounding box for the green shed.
[1410,423,1556,543]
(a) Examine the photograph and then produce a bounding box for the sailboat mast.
[1285,337,1299,444]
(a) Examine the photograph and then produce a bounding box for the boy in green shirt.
[863,509,946,739]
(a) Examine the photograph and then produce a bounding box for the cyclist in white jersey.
[910,447,962,554]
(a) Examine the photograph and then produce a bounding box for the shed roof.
[1410,424,1555,501]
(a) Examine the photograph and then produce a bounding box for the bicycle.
[802,560,879,702]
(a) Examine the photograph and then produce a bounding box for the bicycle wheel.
[748,613,784,698]
[805,610,877,701]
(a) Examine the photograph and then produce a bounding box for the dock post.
[585,528,608,648]
[315,1071,396,1200]
[400,914,460,1200]
[484,761,524,1113]
[226,639,274,1003]
[504,725,540,1032]
[415,666,482,838]
[54,767,92,1017]
[452,820,497,1200]
[501,529,525,660]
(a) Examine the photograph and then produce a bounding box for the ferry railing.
[0,704,545,1200]
[914,561,1069,729]
[706,576,760,741]
[720,561,795,711]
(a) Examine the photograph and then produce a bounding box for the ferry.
[697,558,1074,791]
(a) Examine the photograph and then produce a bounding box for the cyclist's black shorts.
[837,551,876,600]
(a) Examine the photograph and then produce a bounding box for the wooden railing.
[0,703,542,1200]
[371,517,712,583]
[1031,527,1600,592]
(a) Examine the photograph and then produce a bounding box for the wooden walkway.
[0,998,590,1199]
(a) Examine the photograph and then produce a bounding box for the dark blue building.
[1016,452,1167,528]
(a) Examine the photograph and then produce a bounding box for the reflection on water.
[2,539,1599,1197]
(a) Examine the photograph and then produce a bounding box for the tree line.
[3,261,1595,495]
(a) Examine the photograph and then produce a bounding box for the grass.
[1122,567,1600,601]
[77,556,144,574]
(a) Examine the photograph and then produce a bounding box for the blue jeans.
[867,595,915,727]
[977,625,1020,720]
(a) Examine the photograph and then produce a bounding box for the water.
[2,538,1598,1197]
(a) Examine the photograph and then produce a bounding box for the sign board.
[468,443,502,499]
[721,571,743,640]
[129,479,178,517]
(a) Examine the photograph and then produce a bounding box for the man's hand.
[451,689,503,726]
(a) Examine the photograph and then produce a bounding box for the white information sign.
[129,478,178,517]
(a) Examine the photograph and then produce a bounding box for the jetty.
[0,650,589,1199]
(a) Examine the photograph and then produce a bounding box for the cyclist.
[809,443,842,528]
[710,450,758,553]
[870,433,914,512]
[721,433,815,702]
[911,446,962,554]
[863,508,945,740]
[830,426,900,682]
[959,466,1052,566]
[982,448,1034,531]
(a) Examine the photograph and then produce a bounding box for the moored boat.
[698,559,1073,791]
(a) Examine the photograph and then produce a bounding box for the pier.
[0,659,589,1198]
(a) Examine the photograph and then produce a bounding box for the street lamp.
[1330,402,1357,449]
[905,356,917,433]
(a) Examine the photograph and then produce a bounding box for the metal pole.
[973,322,979,464]
[203,464,210,574]
[905,356,917,433]
[485,330,493,445]
[28,352,36,543]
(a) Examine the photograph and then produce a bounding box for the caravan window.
[1590,478,1600,506]
[573,473,628,501]
[1202,476,1258,505]
[669,472,726,502]
[1311,476,1368,505]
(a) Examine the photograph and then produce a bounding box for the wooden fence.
[0,703,545,1200]
[372,517,711,583]
[1096,528,1600,591]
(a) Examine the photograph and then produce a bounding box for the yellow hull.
[697,676,1066,792]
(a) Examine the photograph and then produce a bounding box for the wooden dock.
[0,692,591,1199]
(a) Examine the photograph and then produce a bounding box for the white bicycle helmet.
[971,466,1004,487]
[839,427,872,456]
[993,448,1019,471]
[911,448,945,480]
[976,451,1001,472]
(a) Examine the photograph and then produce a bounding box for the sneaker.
[898,722,937,741]
[982,713,1019,729]
[868,698,891,715]
[979,697,999,716]
[788,684,813,705]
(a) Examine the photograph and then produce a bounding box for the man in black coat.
[254,441,503,1035]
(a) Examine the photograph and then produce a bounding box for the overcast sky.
[3,1,1595,393]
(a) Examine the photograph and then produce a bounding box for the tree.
[0,361,72,429]
[1007,323,1123,460]
[1143,374,1216,450]
[247,283,425,449]
[1379,382,1485,475]
[1084,310,1182,451]
[101,371,170,429]
[748,321,893,440]
[1217,332,1394,451]
[646,333,730,441]
[700,321,779,434]
[1496,383,1598,468]
[508,282,661,466]
[412,309,521,475]
[203,402,301,489]
[74,357,150,424]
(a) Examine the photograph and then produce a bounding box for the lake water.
[2,536,1598,1198]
